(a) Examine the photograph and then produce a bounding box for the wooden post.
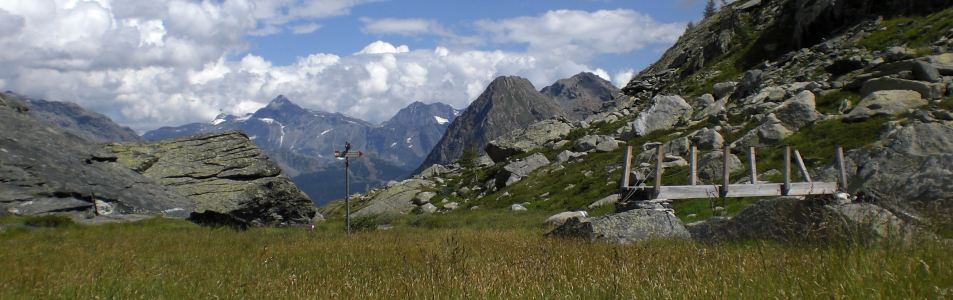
[793,149,812,183]
[783,146,791,196]
[721,145,729,198]
[688,145,697,186]
[748,147,757,184]
[621,146,633,189]
[654,144,664,197]
[835,146,848,191]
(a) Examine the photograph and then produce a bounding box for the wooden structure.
[620,144,847,201]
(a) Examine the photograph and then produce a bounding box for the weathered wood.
[689,146,697,186]
[721,146,729,197]
[836,146,847,191]
[654,144,663,196]
[621,146,633,189]
[783,146,791,195]
[632,182,838,200]
[748,147,757,184]
[793,149,812,183]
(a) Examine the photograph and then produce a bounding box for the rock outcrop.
[485,118,573,162]
[622,95,692,137]
[8,92,142,142]
[548,209,691,243]
[107,131,318,226]
[0,93,193,220]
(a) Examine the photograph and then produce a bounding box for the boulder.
[925,53,953,75]
[413,191,437,205]
[689,128,724,150]
[510,203,527,212]
[624,95,692,137]
[844,90,926,122]
[485,119,573,162]
[555,150,586,164]
[495,153,550,188]
[860,77,946,99]
[733,70,764,98]
[548,209,691,243]
[352,179,433,217]
[770,90,822,130]
[752,86,787,103]
[419,203,437,214]
[543,211,588,233]
[588,194,620,209]
[419,164,448,179]
[692,96,727,121]
[688,197,916,244]
[730,114,793,149]
[106,131,316,226]
[712,82,738,99]
[697,151,744,183]
[444,202,460,210]
[574,135,618,152]
[476,155,495,167]
[912,61,942,83]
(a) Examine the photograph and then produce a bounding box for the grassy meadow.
[2,216,952,299]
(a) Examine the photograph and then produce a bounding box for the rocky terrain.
[326,0,953,244]
[541,72,623,121]
[0,93,317,227]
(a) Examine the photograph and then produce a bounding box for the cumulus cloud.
[0,2,682,132]
[477,9,684,59]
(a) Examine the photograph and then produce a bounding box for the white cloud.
[0,3,678,132]
[477,9,684,59]
[613,69,635,88]
[360,17,450,37]
[291,22,321,34]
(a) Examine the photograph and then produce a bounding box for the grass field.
[2,216,952,299]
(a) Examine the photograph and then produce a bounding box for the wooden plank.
[836,146,847,191]
[655,144,663,196]
[621,146,633,189]
[748,147,757,184]
[636,182,839,200]
[689,146,697,186]
[793,149,812,183]
[721,146,729,198]
[783,146,791,195]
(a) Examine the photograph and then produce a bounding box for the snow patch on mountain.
[434,116,449,125]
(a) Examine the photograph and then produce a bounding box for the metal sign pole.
[334,142,363,234]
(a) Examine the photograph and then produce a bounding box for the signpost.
[334,142,363,233]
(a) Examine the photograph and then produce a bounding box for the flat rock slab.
[549,209,690,243]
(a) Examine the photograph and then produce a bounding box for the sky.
[0,0,714,132]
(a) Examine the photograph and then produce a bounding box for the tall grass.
[1,218,951,299]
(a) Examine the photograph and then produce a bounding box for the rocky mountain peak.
[542,72,621,121]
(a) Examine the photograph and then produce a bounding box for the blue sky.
[0,0,710,131]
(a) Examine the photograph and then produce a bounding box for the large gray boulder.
[495,153,550,188]
[730,114,793,150]
[549,209,691,243]
[107,131,318,226]
[860,77,946,99]
[353,179,434,217]
[0,93,194,221]
[689,128,724,150]
[770,90,821,130]
[485,118,573,162]
[733,69,764,98]
[688,197,916,244]
[543,211,588,233]
[712,82,738,99]
[697,151,744,183]
[838,122,953,216]
[844,90,927,122]
[574,135,619,152]
[624,95,692,137]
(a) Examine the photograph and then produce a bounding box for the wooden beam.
[748,146,757,184]
[783,146,791,196]
[835,146,848,191]
[689,145,697,186]
[633,182,838,200]
[621,145,633,189]
[721,146,729,198]
[793,149,812,183]
[654,144,664,197]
